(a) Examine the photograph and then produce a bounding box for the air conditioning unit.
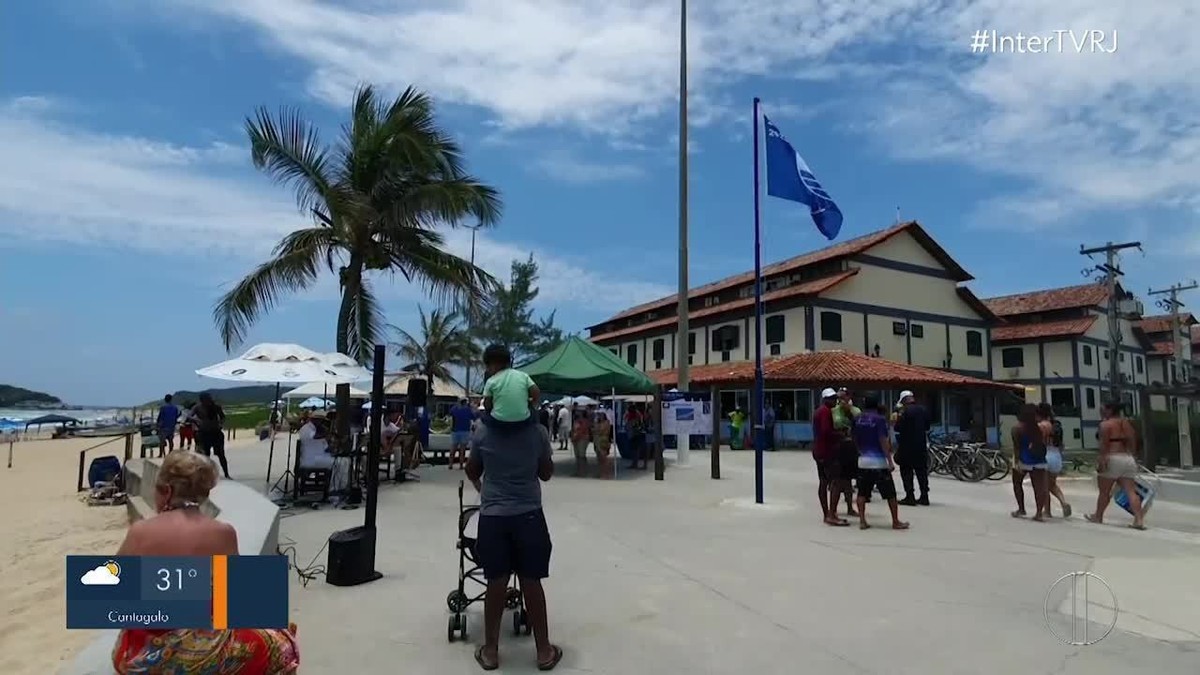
[721,351,731,362]
[769,344,781,356]
[1119,298,1145,317]
[654,360,662,370]
[1007,368,1021,378]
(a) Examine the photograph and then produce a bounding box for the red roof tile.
[595,221,972,327]
[646,351,1020,390]
[1137,314,1198,335]
[982,284,1110,317]
[592,271,858,342]
[1149,341,1175,356]
[991,316,1097,343]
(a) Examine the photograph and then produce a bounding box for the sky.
[1,0,1198,406]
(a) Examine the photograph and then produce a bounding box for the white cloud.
[80,565,120,585]
[0,98,668,314]
[530,153,645,183]
[146,0,1199,239]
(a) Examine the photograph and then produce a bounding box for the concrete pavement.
[221,439,1200,674]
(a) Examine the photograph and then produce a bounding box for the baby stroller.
[446,480,532,642]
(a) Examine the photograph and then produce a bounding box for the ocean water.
[0,408,128,426]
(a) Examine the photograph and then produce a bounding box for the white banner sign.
[661,397,712,437]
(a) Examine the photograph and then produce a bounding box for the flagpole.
[752,97,765,505]
[674,0,691,471]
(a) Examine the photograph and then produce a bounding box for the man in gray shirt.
[466,412,562,670]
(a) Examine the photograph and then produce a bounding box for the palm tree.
[213,86,501,441]
[213,85,502,363]
[389,307,473,397]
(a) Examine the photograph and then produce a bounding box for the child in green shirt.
[481,343,540,425]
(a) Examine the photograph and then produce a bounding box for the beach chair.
[291,439,331,503]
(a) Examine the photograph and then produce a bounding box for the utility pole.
[674,0,690,470]
[464,222,483,398]
[1080,241,1141,404]
[1148,280,1198,468]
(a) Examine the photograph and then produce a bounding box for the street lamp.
[464,222,484,398]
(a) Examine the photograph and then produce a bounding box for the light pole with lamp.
[464,222,484,399]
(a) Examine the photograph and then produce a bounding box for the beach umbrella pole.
[265,381,281,488]
[6,440,12,468]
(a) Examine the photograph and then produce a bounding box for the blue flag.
[763,115,843,240]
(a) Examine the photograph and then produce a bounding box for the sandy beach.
[0,436,129,674]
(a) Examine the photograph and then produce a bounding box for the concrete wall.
[65,456,281,675]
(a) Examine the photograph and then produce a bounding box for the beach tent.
[521,336,656,394]
[285,382,371,400]
[24,414,81,431]
[297,397,334,409]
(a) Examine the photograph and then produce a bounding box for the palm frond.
[246,107,334,217]
[213,227,332,352]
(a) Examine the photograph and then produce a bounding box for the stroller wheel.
[456,613,468,640]
[512,610,523,636]
[521,611,532,636]
[504,587,522,609]
[447,590,469,613]
[447,614,458,643]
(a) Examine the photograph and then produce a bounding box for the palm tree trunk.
[333,259,364,453]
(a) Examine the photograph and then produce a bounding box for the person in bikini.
[1010,404,1050,521]
[1086,401,1146,530]
[1035,403,1072,518]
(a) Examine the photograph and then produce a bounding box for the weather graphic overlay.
[66,555,289,630]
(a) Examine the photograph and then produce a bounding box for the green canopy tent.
[520,336,655,394]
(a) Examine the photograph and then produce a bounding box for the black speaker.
[325,526,382,586]
[407,378,428,408]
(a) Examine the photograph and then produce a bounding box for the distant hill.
[0,384,63,408]
[145,385,281,408]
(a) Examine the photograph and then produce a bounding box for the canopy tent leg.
[265,381,281,487]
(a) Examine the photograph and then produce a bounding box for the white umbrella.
[298,397,334,409]
[573,395,600,407]
[554,396,574,407]
[362,400,373,409]
[196,343,371,491]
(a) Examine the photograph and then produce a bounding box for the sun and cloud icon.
[80,560,121,586]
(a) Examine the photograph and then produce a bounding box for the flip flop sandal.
[1010,511,1027,518]
[538,645,564,671]
[892,522,910,530]
[1062,504,1073,518]
[826,518,850,527]
[859,522,871,530]
[1128,523,1147,530]
[1084,514,1101,524]
[475,645,499,671]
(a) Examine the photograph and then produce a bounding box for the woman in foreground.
[1086,401,1146,530]
[112,452,299,674]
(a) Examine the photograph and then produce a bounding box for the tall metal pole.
[464,224,482,398]
[674,0,691,469]
[751,98,765,504]
[1148,280,1198,468]
[1080,240,1140,404]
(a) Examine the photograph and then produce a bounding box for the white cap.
[899,390,915,402]
[820,387,838,399]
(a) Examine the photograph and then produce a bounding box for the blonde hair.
[157,451,218,505]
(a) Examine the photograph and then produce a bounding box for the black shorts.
[816,457,855,483]
[476,508,553,581]
[857,468,898,500]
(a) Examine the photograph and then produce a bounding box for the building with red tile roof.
[589,221,1006,445]
[981,283,1153,447]
[1135,313,1197,413]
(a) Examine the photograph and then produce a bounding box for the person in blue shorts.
[448,397,476,470]
[156,394,180,456]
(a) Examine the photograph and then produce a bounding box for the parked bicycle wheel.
[951,448,988,482]
[984,451,1011,481]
